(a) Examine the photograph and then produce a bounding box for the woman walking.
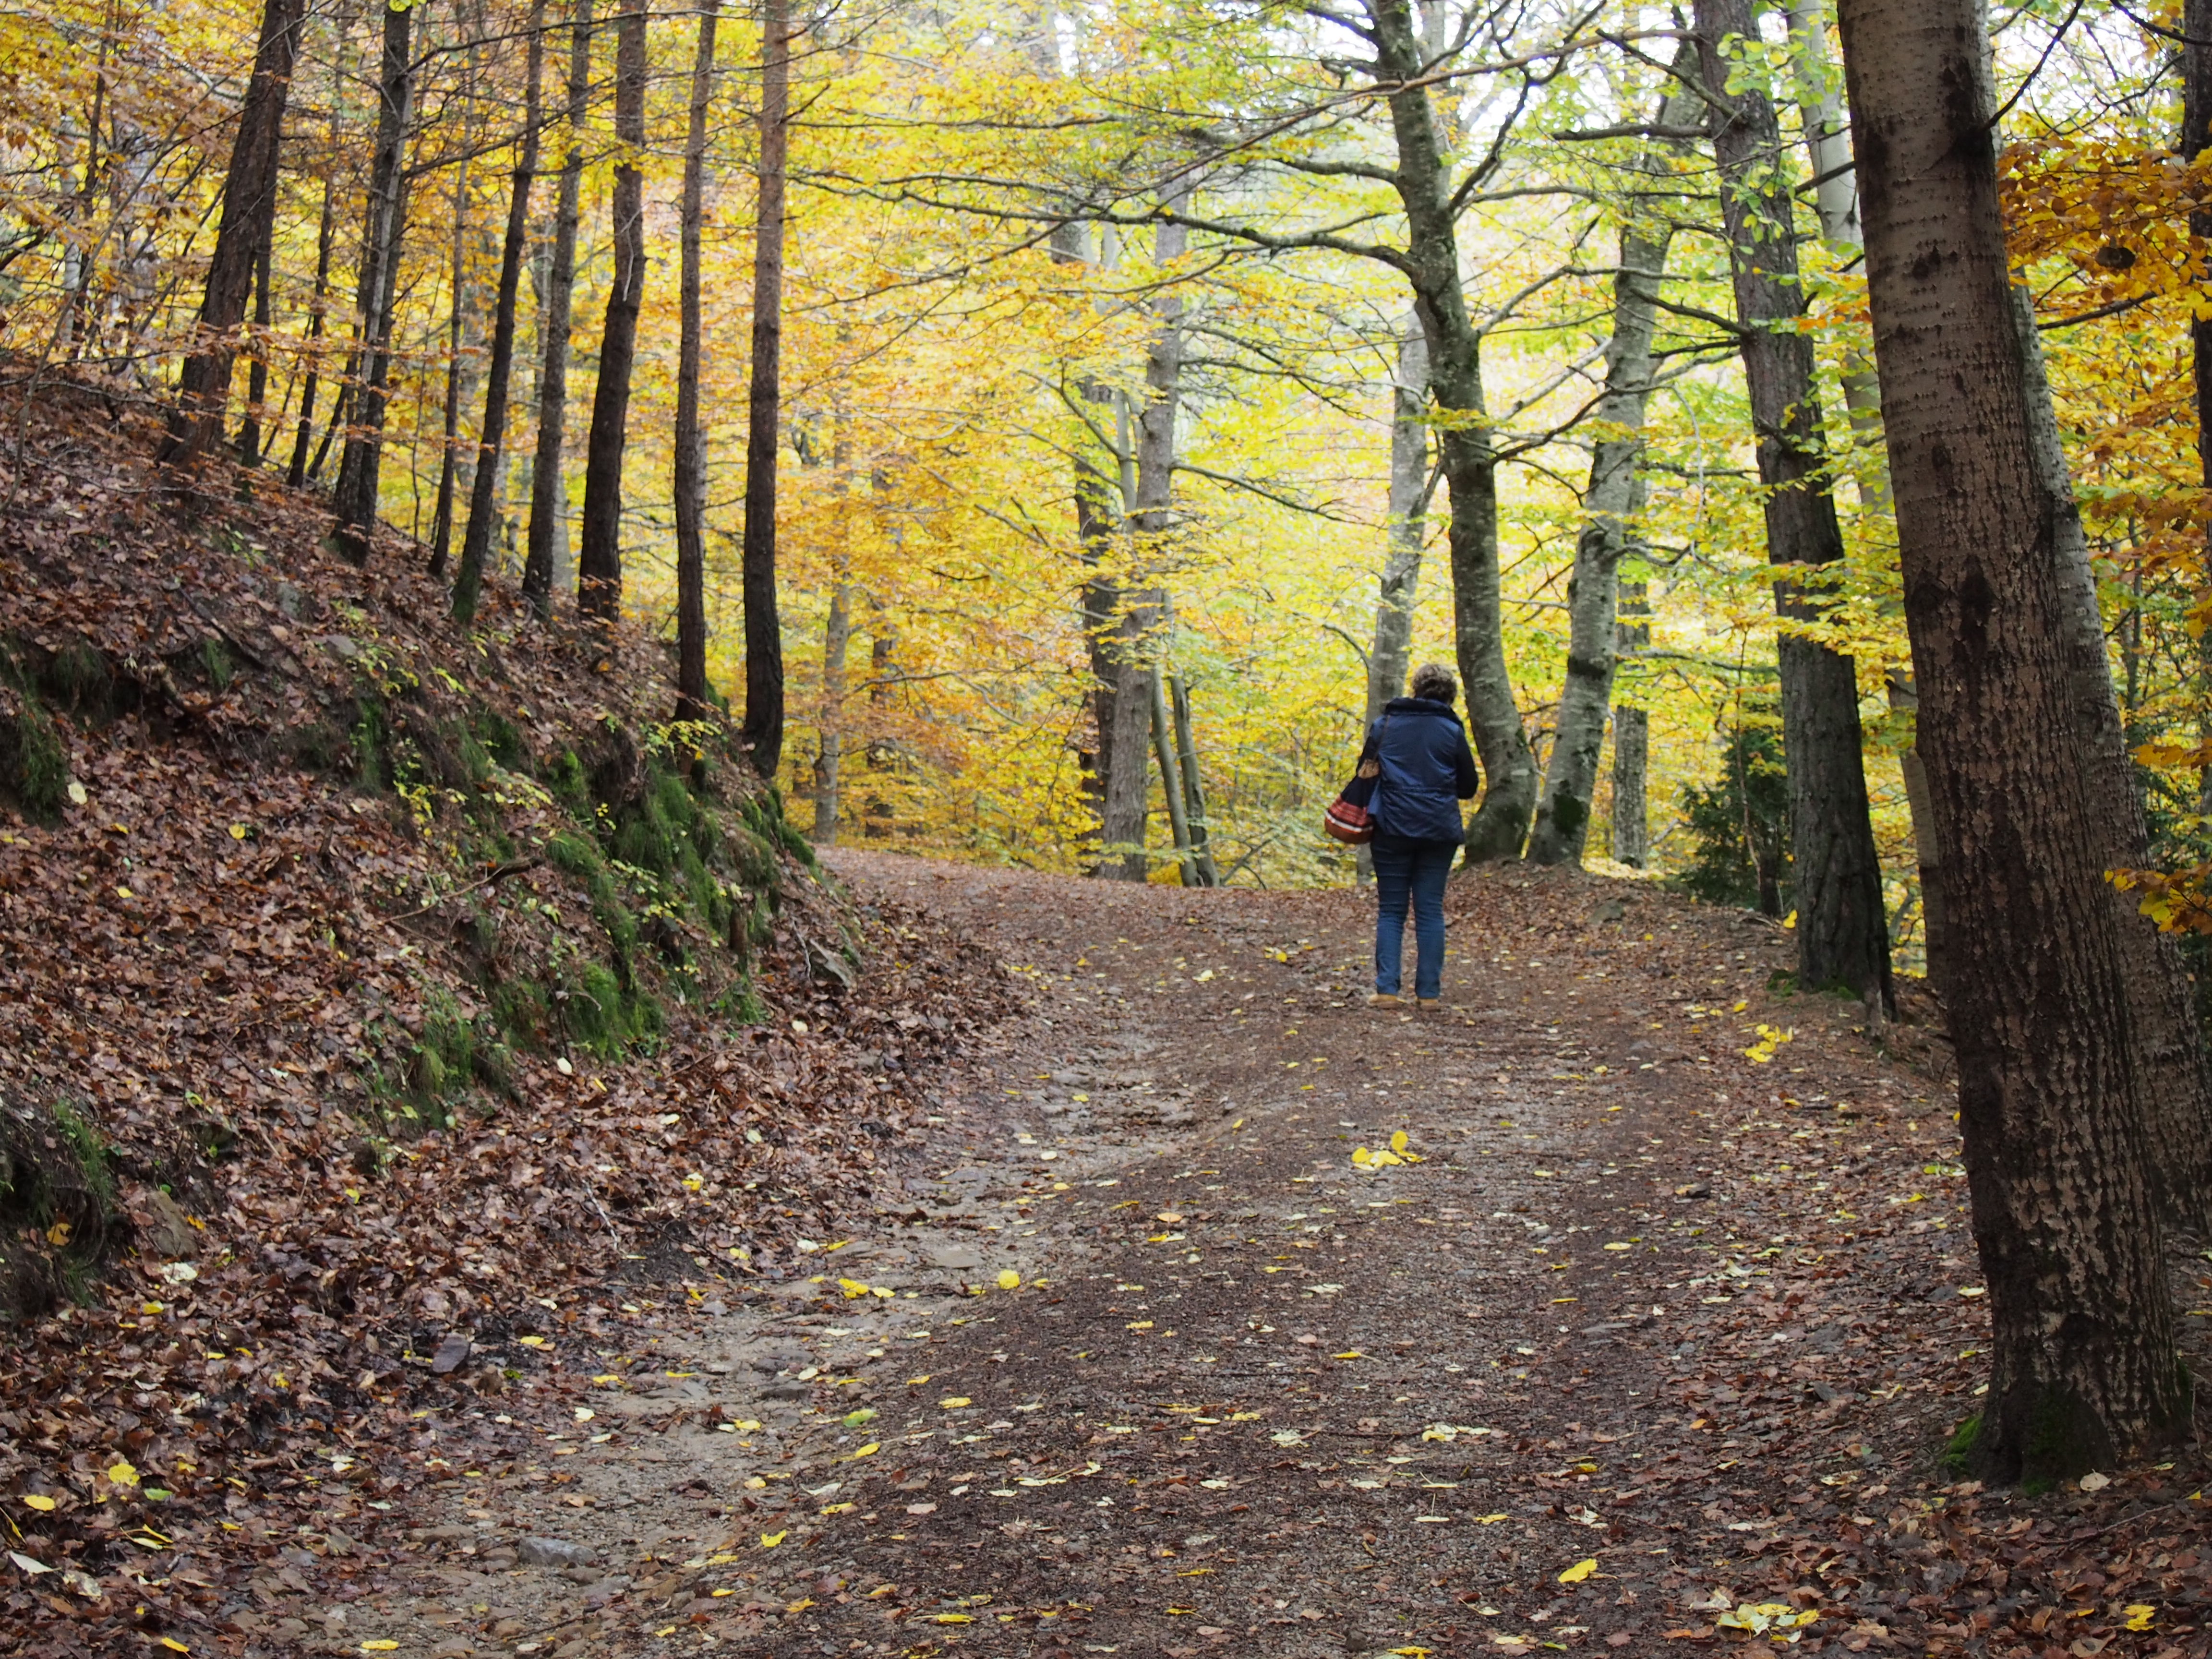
[1362,663,1478,1008]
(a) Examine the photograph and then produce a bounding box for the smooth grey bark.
[1098,214,1187,882]
[1528,60,1696,866]
[1697,0,1892,1010]
[2009,284,2212,1235]
[1836,0,2187,1481]
[1150,671,1196,884]
[1366,0,1538,859]
[1609,697,1648,866]
[1169,674,1218,885]
[672,0,720,715]
[333,0,416,563]
[455,0,547,625]
[522,0,591,620]
[1367,315,1429,725]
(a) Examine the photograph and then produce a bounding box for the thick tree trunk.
[1367,314,1428,724]
[522,0,591,620]
[454,0,546,623]
[671,0,720,711]
[454,2,545,622]
[1528,60,1695,866]
[1836,0,2188,1481]
[738,0,793,775]
[161,0,304,472]
[2006,286,2212,1235]
[1697,0,1892,1010]
[428,152,474,578]
[576,0,646,627]
[1366,0,1537,861]
[333,0,416,563]
[285,174,336,490]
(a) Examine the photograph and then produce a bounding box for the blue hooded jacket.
[1362,697,1479,842]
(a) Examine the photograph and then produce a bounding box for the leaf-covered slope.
[0,378,1017,1657]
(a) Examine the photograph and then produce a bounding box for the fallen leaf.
[997,1269,1021,1290]
[760,1531,786,1548]
[939,1396,972,1408]
[8,1551,51,1575]
[2079,1471,2112,1491]
[20,1495,55,1512]
[106,1462,137,1487]
[1558,1558,1598,1584]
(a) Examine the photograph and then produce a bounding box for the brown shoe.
[1368,992,1401,1008]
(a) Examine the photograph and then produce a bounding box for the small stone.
[517,1538,598,1569]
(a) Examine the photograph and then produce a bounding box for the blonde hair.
[1410,662,1457,704]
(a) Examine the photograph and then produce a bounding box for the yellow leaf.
[838,1277,871,1298]
[1333,1350,1364,1359]
[849,1443,880,1459]
[907,1375,930,1385]
[935,1612,973,1623]
[2125,1605,2157,1631]
[1474,1513,1510,1523]
[939,1396,971,1408]
[1351,1146,1373,1166]
[867,1585,897,1599]
[106,1462,138,1488]
[1390,1130,1409,1154]
[45,1221,71,1248]
[229,823,249,840]
[361,1645,399,1654]
[997,1270,1021,1290]
[21,1495,55,1512]
[158,1642,189,1654]
[760,1531,786,1548]
[1558,1557,1598,1584]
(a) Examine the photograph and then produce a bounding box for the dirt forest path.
[365,851,2212,1659]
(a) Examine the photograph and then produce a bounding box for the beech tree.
[521,0,592,621]
[576,0,647,625]
[738,0,793,773]
[1695,0,1891,1010]
[159,0,305,473]
[672,0,720,719]
[1835,0,2188,1480]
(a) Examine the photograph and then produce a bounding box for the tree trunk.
[1884,671,1946,986]
[1609,698,1648,866]
[1696,0,1892,1010]
[235,230,274,481]
[2185,0,2212,817]
[816,573,851,843]
[2008,285,2212,1235]
[1835,0,2188,1482]
[522,0,591,621]
[1169,674,1219,885]
[1367,313,1428,724]
[455,0,547,625]
[285,173,337,490]
[428,151,474,578]
[161,0,304,472]
[737,0,793,774]
[671,0,720,709]
[576,0,646,626]
[1528,56,1695,866]
[1150,670,1197,884]
[333,0,417,564]
[1366,0,1537,861]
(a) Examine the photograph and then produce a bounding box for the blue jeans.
[1372,834,1457,998]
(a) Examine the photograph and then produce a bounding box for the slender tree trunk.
[522,0,591,619]
[428,152,474,577]
[161,0,304,472]
[576,0,646,626]
[816,573,851,842]
[2184,0,2212,817]
[1366,0,1537,860]
[235,230,274,480]
[1150,670,1197,884]
[1099,215,1187,882]
[1884,671,1945,983]
[1835,0,2188,1482]
[1609,699,1648,866]
[738,0,793,774]
[286,174,336,490]
[1696,0,1892,1010]
[1169,674,1218,885]
[454,0,547,623]
[671,0,720,708]
[1367,314,1428,726]
[333,0,417,563]
[1528,58,1695,866]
